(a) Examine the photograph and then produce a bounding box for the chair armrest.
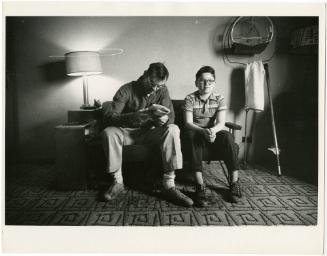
[225,122,242,130]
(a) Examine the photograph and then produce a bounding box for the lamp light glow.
[65,51,102,109]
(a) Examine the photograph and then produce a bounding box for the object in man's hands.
[148,104,170,116]
[131,108,153,127]
[154,114,169,126]
[132,105,170,128]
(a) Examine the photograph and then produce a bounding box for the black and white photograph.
[2,1,325,254]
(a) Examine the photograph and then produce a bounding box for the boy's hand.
[202,128,216,143]
[208,127,216,135]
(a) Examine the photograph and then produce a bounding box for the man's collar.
[137,75,149,94]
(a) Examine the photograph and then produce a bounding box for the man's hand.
[148,104,170,117]
[154,114,169,126]
[201,128,216,143]
[136,108,150,118]
[131,108,151,126]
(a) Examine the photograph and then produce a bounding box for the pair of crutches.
[243,63,282,176]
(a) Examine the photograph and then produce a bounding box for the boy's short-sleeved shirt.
[184,91,227,128]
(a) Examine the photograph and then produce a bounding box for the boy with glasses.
[102,62,193,207]
[183,66,241,206]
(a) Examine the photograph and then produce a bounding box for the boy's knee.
[185,129,197,139]
[217,130,234,143]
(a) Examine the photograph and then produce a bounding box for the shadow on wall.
[229,68,245,123]
[21,117,64,162]
[6,70,20,163]
[252,90,318,185]
[211,17,236,57]
[39,60,69,83]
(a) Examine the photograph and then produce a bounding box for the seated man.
[102,62,193,207]
[183,66,242,206]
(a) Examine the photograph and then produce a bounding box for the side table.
[55,123,91,190]
[68,108,102,131]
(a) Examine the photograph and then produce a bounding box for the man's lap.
[104,124,178,146]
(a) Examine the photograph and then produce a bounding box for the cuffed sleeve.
[217,95,227,111]
[183,95,194,112]
[103,85,132,127]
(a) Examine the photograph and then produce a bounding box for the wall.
[6,17,318,183]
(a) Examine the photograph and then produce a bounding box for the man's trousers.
[102,124,183,174]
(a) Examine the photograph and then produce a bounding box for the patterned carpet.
[5,162,318,226]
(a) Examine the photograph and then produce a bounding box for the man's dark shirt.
[104,75,175,128]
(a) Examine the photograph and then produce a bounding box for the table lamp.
[65,51,102,109]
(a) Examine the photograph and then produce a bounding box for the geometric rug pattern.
[5,162,318,226]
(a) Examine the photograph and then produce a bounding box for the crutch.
[243,108,250,169]
[263,63,282,176]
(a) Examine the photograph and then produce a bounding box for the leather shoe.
[229,180,242,203]
[162,187,193,207]
[194,184,209,207]
[103,182,125,201]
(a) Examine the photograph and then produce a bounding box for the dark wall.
[251,17,319,184]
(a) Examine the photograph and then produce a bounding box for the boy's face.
[196,72,216,95]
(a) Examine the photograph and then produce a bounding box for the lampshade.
[65,51,102,76]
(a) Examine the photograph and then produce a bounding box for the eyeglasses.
[198,79,215,85]
[148,77,165,90]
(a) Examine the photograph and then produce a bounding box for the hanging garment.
[244,60,265,111]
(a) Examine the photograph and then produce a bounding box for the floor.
[5,162,318,226]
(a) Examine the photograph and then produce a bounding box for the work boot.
[103,182,125,201]
[229,179,242,203]
[162,187,194,207]
[194,184,209,207]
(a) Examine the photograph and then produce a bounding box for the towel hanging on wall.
[244,60,265,111]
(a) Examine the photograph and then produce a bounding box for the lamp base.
[80,104,96,110]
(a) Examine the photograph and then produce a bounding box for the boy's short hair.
[195,66,215,81]
[147,62,169,81]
